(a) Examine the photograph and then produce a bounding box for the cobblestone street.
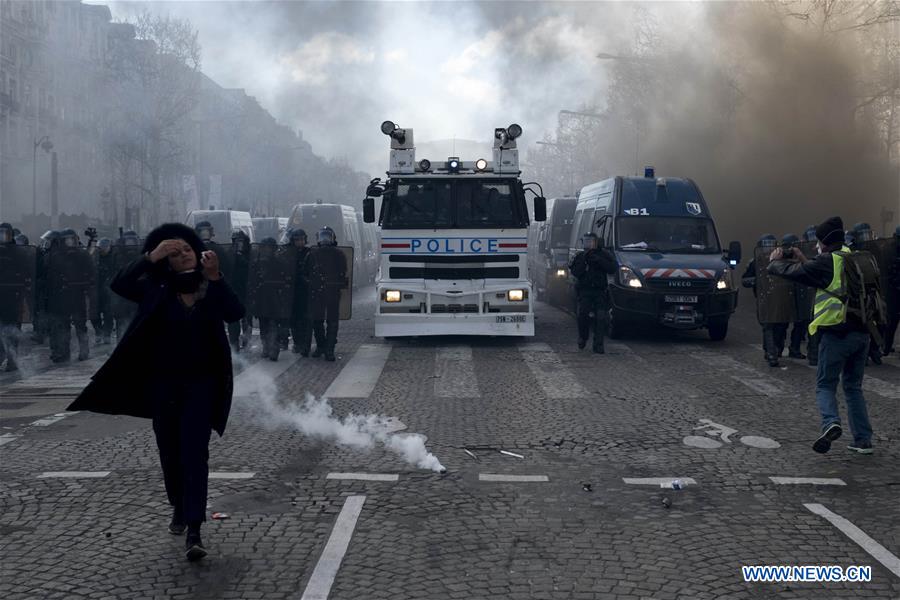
[1,290,899,599]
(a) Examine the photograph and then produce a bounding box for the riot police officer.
[307,227,347,361]
[568,232,617,353]
[884,225,900,355]
[31,230,60,344]
[782,234,808,359]
[228,230,252,353]
[92,238,115,345]
[745,233,789,367]
[14,233,29,246]
[851,222,883,365]
[0,223,26,371]
[800,227,820,365]
[47,229,95,362]
[288,229,313,356]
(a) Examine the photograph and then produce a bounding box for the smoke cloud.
[233,357,445,472]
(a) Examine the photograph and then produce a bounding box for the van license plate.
[496,315,527,323]
[665,295,698,304]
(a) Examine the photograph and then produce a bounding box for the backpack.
[826,250,886,342]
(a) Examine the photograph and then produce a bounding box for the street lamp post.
[32,136,53,216]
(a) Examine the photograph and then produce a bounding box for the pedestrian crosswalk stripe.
[324,344,392,398]
[326,473,399,482]
[300,495,367,600]
[518,343,590,399]
[37,471,110,478]
[435,346,479,398]
[770,477,845,485]
[479,474,549,482]
[208,472,256,479]
[623,477,697,488]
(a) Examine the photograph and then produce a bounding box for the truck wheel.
[708,317,728,341]
[608,308,625,340]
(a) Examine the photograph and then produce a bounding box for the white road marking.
[300,495,367,600]
[434,346,479,397]
[604,341,646,362]
[769,477,847,485]
[739,435,781,449]
[37,471,110,478]
[770,477,846,485]
[0,434,21,446]
[691,351,785,396]
[804,503,900,578]
[326,473,399,482]
[29,412,73,427]
[233,353,301,397]
[208,472,256,479]
[730,376,783,397]
[518,343,590,399]
[6,357,106,389]
[682,435,723,449]
[623,477,698,488]
[323,344,392,398]
[478,474,549,482]
[863,376,900,400]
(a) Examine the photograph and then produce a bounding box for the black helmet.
[289,228,308,242]
[844,230,856,246]
[757,234,777,248]
[194,220,214,241]
[59,228,79,248]
[260,236,278,246]
[231,229,249,242]
[316,226,336,246]
[802,226,817,242]
[781,233,799,246]
[0,222,13,245]
[97,237,113,252]
[852,222,874,242]
[14,233,29,246]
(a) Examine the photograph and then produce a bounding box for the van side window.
[570,209,584,248]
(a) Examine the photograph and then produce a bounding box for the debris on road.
[463,449,478,460]
[211,512,229,520]
[499,450,524,459]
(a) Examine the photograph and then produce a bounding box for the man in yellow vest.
[767,216,873,455]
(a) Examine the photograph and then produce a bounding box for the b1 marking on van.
[623,208,650,216]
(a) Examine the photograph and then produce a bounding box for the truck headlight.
[385,290,401,302]
[619,266,642,289]
[556,268,566,277]
[508,289,525,301]
[716,270,732,290]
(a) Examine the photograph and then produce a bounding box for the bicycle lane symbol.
[683,418,781,449]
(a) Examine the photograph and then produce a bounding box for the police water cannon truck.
[363,121,547,337]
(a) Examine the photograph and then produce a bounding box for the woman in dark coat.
[68,223,244,562]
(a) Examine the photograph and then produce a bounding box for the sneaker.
[185,533,207,562]
[847,441,874,454]
[812,423,842,454]
[577,338,586,350]
[168,511,186,535]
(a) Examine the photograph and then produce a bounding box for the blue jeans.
[815,330,873,444]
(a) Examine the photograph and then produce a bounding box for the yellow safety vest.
[808,246,849,336]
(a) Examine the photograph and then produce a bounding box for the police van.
[287,202,365,287]
[569,170,741,340]
[252,217,289,243]
[363,121,546,337]
[184,210,254,242]
[527,196,577,309]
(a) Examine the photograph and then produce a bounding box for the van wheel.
[708,317,728,341]
[608,308,625,340]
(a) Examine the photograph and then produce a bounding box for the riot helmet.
[288,228,308,247]
[0,222,13,245]
[97,237,113,254]
[195,220,214,242]
[231,229,250,253]
[844,230,856,247]
[852,222,874,242]
[316,226,336,246]
[121,230,140,247]
[581,232,599,250]
[802,226,817,242]
[757,234,777,248]
[781,233,800,246]
[40,230,60,250]
[260,236,278,246]
[14,234,29,246]
[59,228,79,248]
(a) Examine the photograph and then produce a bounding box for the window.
[616,217,721,253]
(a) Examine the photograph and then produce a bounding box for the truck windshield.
[617,217,721,253]
[382,179,528,229]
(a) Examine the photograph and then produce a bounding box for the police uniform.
[287,229,312,356]
[92,239,115,345]
[307,227,347,361]
[883,227,900,355]
[568,233,617,353]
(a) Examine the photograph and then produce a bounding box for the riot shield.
[754,246,794,324]
[46,247,99,320]
[337,246,354,320]
[792,241,817,322]
[108,246,141,318]
[861,238,897,305]
[0,245,37,324]
[247,244,296,320]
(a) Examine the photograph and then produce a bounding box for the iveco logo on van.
[668,281,692,287]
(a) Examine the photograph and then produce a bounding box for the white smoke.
[232,355,445,472]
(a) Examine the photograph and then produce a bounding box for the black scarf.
[170,269,205,294]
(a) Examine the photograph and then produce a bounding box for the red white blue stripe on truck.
[640,268,716,279]
[380,238,527,254]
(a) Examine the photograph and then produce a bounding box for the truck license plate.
[495,315,527,323]
[665,295,698,304]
